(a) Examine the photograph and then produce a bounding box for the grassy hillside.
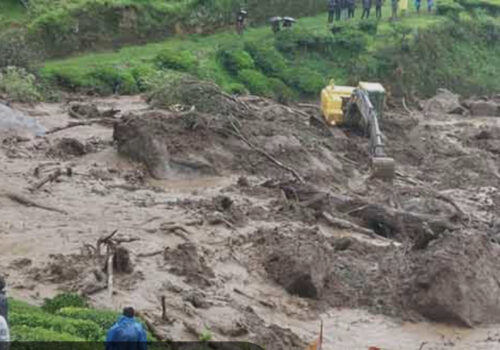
[39,4,500,100]
[0,0,327,59]
[0,0,498,103]
[8,294,153,341]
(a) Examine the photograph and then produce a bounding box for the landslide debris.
[114,89,348,183]
[5,89,500,349]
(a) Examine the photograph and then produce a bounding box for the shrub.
[131,63,158,92]
[223,82,248,95]
[154,48,198,72]
[10,312,102,340]
[42,293,88,314]
[244,41,287,76]
[280,67,325,96]
[274,27,312,55]
[217,45,255,75]
[88,66,139,95]
[57,307,120,331]
[437,0,465,17]
[237,69,272,96]
[0,28,40,69]
[0,66,42,103]
[358,19,378,35]
[268,78,296,104]
[11,325,85,341]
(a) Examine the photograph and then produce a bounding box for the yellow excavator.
[320,81,395,180]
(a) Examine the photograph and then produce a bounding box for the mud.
[1,92,500,349]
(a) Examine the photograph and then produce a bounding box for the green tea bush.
[237,69,271,96]
[0,28,39,68]
[11,325,85,341]
[154,48,198,72]
[223,82,248,95]
[358,19,378,34]
[57,307,120,331]
[268,77,296,104]
[274,27,312,55]
[244,41,287,76]
[437,0,465,17]
[217,45,255,75]
[131,63,158,92]
[280,67,325,96]
[88,66,139,95]
[0,66,42,103]
[10,312,102,340]
[42,293,88,314]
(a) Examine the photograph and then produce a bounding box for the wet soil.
[1,92,500,349]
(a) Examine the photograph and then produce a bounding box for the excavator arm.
[345,88,395,180]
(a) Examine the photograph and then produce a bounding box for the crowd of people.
[328,0,434,22]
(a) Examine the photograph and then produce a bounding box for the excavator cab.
[320,80,395,180]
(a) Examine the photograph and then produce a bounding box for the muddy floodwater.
[1,93,500,349]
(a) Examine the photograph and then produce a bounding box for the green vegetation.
[41,292,88,313]
[9,294,154,342]
[0,66,42,103]
[1,0,499,103]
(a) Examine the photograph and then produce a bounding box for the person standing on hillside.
[400,0,408,15]
[0,315,9,350]
[0,277,7,324]
[341,0,349,19]
[106,307,147,350]
[415,0,422,12]
[376,0,383,18]
[348,0,356,18]
[328,0,337,23]
[392,0,399,18]
[235,10,248,35]
[361,0,372,18]
[427,0,434,12]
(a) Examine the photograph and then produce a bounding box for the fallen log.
[30,168,63,192]
[46,118,115,135]
[2,191,67,214]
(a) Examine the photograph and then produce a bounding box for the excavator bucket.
[371,156,395,180]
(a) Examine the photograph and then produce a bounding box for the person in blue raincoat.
[106,307,147,350]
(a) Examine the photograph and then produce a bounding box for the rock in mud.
[112,246,133,274]
[68,103,100,119]
[264,229,331,299]
[423,89,462,115]
[47,138,87,158]
[400,233,500,326]
[113,111,217,179]
[469,100,499,117]
[113,112,171,179]
[164,243,215,287]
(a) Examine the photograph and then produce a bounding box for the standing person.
[427,0,434,12]
[400,0,408,16]
[391,0,399,18]
[235,10,248,35]
[376,0,383,18]
[0,277,7,324]
[348,0,356,18]
[341,0,348,19]
[0,315,9,350]
[106,307,147,350]
[328,0,336,23]
[335,0,342,20]
[415,0,422,12]
[270,16,282,33]
[361,0,372,18]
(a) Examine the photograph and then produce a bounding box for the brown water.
[1,96,499,349]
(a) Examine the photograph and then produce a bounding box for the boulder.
[469,100,499,117]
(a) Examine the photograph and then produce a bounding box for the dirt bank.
[1,91,500,349]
